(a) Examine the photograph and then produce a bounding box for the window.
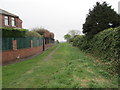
[4,16,9,25]
[11,17,15,26]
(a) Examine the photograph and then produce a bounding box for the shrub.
[25,30,41,37]
[1,27,27,37]
[32,27,52,38]
[73,35,92,51]
[91,27,120,62]
[73,26,120,73]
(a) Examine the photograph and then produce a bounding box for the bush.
[91,27,120,61]
[1,27,27,37]
[73,35,92,51]
[73,26,120,73]
[25,30,41,37]
[73,26,120,61]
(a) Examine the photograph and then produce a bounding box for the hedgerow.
[1,27,27,37]
[1,27,41,37]
[91,27,120,62]
[73,26,120,73]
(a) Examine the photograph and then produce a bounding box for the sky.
[0,0,120,41]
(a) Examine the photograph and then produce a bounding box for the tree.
[68,30,81,38]
[64,34,71,42]
[32,27,51,38]
[83,2,120,37]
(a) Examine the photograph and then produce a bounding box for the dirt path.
[44,45,60,61]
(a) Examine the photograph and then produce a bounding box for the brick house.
[0,8,22,28]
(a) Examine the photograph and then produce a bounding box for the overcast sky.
[0,0,119,41]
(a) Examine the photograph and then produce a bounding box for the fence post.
[43,38,45,51]
[13,40,17,50]
[30,40,33,48]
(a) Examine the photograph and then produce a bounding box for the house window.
[4,16,9,25]
[11,17,15,26]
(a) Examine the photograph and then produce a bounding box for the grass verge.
[2,43,118,88]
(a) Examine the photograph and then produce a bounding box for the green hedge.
[73,26,120,61]
[1,27,42,38]
[91,27,120,61]
[25,30,41,37]
[73,26,120,73]
[1,27,27,37]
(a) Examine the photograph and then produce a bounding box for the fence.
[2,38,14,51]
[2,37,44,51]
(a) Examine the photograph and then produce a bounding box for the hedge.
[91,27,120,62]
[73,26,120,61]
[1,27,41,37]
[25,30,41,37]
[72,26,120,73]
[1,27,27,37]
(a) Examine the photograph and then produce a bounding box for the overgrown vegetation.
[1,27,27,37]
[32,27,54,38]
[73,26,120,74]
[1,27,42,37]
[25,30,41,37]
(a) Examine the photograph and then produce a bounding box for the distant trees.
[64,30,81,42]
[68,30,81,38]
[64,34,71,42]
[83,2,120,37]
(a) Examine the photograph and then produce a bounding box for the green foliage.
[1,27,42,37]
[73,35,91,51]
[0,27,27,31]
[73,26,120,61]
[91,27,120,62]
[64,30,81,43]
[68,30,81,37]
[83,2,120,37]
[1,27,27,37]
[64,34,71,42]
[72,35,83,47]
[25,30,41,37]
[73,26,120,73]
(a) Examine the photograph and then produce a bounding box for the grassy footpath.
[2,43,118,88]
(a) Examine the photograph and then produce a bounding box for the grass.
[2,43,118,88]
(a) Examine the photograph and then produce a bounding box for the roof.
[0,8,18,17]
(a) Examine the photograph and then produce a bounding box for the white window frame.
[11,17,15,26]
[4,16,9,26]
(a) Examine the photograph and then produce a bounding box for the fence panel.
[15,37,31,49]
[2,37,14,51]
[33,37,43,47]
[2,37,43,50]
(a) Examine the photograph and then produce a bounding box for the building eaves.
[0,8,18,17]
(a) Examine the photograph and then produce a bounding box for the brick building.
[0,8,22,28]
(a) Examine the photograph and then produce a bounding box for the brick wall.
[2,43,54,65]
[0,14,22,28]
[2,46,43,64]
[45,43,54,50]
[0,14,2,27]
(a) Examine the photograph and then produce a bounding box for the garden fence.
[2,37,44,51]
